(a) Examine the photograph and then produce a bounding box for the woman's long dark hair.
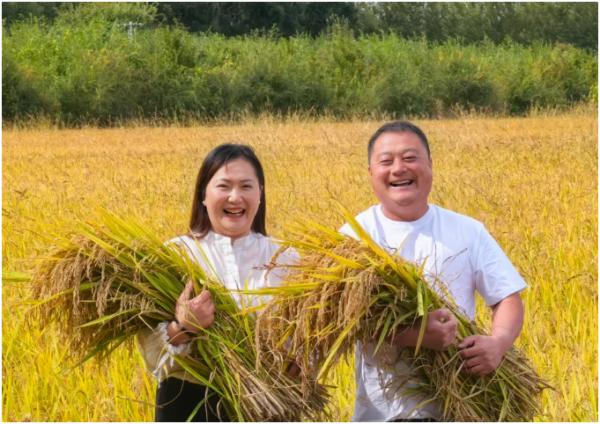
[189,143,267,238]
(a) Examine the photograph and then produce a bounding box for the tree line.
[3,2,597,50]
[2,2,597,125]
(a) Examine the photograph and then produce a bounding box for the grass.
[2,110,597,421]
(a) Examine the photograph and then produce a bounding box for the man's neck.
[380,204,429,222]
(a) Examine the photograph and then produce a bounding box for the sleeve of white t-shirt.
[473,225,527,306]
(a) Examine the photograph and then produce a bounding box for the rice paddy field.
[2,111,598,421]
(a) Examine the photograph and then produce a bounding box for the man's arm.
[458,292,524,376]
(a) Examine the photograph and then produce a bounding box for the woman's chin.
[216,223,251,240]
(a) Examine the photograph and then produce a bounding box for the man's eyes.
[379,156,417,165]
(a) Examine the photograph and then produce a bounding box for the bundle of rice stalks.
[30,211,327,421]
[256,216,550,421]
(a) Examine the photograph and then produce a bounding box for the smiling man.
[340,121,527,421]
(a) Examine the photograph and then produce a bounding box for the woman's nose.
[228,188,242,202]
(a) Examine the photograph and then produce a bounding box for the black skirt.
[155,377,229,422]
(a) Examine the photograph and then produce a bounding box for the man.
[340,121,526,421]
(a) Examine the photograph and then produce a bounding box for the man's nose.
[390,159,406,174]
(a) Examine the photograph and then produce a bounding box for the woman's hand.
[176,281,216,331]
[168,282,216,345]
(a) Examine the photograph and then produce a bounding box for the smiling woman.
[189,144,267,240]
[136,143,291,422]
[202,158,262,239]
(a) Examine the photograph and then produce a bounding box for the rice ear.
[31,210,329,421]
[257,219,551,421]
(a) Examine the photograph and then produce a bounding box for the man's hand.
[393,308,458,351]
[458,334,509,376]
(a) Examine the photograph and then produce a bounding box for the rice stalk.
[30,210,328,421]
[256,215,551,421]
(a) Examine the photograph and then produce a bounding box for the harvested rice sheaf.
[31,212,327,422]
[257,218,551,422]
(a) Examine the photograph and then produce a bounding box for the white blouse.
[137,231,295,383]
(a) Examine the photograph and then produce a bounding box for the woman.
[137,143,293,422]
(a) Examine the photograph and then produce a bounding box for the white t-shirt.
[339,204,527,421]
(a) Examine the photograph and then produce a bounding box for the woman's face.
[203,158,261,240]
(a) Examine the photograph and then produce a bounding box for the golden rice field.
[2,111,597,421]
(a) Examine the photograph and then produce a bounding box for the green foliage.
[53,2,158,27]
[4,3,595,51]
[356,3,597,51]
[155,2,357,37]
[1,2,62,27]
[2,11,597,125]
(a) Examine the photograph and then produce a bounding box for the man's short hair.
[368,121,431,164]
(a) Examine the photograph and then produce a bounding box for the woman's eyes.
[216,184,254,189]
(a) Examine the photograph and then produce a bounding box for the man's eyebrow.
[376,148,419,157]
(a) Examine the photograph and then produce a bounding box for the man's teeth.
[391,180,413,187]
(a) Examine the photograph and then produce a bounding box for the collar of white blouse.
[203,230,259,250]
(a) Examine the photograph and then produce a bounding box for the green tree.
[156,2,356,36]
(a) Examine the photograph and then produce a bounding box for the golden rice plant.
[4,112,596,421]
[30,211,327,421]
[257,213,551,421]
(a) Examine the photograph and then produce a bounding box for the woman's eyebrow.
[215,178,256,183]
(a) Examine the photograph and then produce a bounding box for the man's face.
[369,131,432,221]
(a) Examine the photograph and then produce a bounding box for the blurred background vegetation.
[2,2,597,126]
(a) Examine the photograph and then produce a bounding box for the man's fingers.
[466,363,490,376]
[436,308,453,323]
[461,341,489,361]
[459,344,480,359]
[458,336,476,350]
